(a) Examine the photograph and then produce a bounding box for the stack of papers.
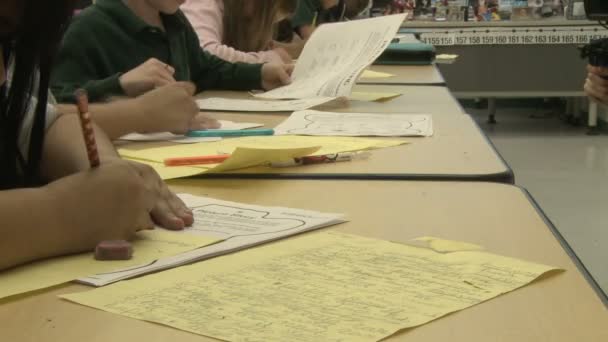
[119,136,408,180]
[275,110,434,137]
[255,14,406,100]
[78,194,346,286]
[197,97,335,112]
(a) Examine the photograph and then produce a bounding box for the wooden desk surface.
[1,180,606,341]
[124,112,512,183]
[358,65,445,85]
[200,84,465,117]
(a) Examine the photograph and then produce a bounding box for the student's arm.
[54,83,209,140]
[51,20,125,103]
[0,113,193,270]
[181,0,285,64]
[183,18,262,91]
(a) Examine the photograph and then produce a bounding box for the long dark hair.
[0,0,77,189]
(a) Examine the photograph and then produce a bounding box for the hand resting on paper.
[261,63,294,90]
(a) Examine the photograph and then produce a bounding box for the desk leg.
[588,99,599,135]
[487,97,497,124]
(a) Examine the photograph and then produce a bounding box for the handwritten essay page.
[118,121,262,143]
[256,14,406,100]
[0,230,218,300]
[64,232,560,342]
[78,194,346,286]
[275,110,434,137]
[197,97,335,112]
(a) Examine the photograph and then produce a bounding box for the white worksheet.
[197,97,335,112]
[274,110,434,137]
[255,14,406,100]
[78,194,346,286]
[118,120,263,143]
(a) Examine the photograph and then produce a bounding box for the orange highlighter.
[164,154,231,167]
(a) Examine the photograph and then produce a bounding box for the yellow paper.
[62,232,559,342]
[0,230,218,300]
[360,70,395,79]
[411,236,485,253]
[124,145,322,180]
[349,91,402,102]
[120,136,406,180]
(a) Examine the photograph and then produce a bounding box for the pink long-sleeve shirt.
[181,0,283,64]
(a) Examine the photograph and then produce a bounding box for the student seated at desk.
[50,0,292,134]
[0,0,193,271]
[292,0,370,40]
[181,0,296,64]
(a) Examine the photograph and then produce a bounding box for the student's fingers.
[149,185,188,231]
[588,73,608,87]
[149,58,176,75]
[189,113,221,130]
[153,67,177,84]
[284,64,295,75]
[588,65,608,77]
[586,76,608,95]
[151,199,186,231]
[163,188,194,227]
[174,81,197,96]
[278,67,292,85]
[585,79,608,103]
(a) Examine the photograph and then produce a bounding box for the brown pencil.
[74,89,100,168]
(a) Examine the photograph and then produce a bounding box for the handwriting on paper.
[63,232,559,342]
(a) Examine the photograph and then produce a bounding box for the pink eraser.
[94,240,133,261]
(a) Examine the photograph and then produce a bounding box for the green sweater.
[51,0,262,102]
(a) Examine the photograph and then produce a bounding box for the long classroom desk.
[183,87,512,183]
[358,64,446,86]
[203,84,466,116]
[2,180,606,341]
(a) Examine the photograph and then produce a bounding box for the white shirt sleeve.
[17,90,59,159]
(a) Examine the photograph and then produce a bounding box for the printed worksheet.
[196,97,335,112]
[79,194,346,286]
[255,14,406,100]
[275,110,434,137]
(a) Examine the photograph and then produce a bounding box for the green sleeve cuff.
[84,73,125,102]
[233,63,263,90]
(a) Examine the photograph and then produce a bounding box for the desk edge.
[521,187,608,308]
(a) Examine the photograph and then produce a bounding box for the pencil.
[312,11,318,27]
[74,89,100,168]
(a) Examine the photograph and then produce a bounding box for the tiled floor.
[466,103,608,294]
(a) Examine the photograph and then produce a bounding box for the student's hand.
[272,47,293,64]
[135,82,200,134]
[119,58,177,97]
[189,113,221,130]
[127,160,194,230]
[585,65,608,105]
[46,160,193,253]
[261,63,294,90]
